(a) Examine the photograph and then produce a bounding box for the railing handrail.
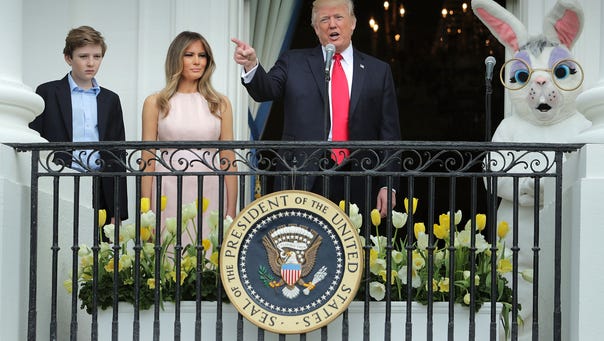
[6,140,584,153]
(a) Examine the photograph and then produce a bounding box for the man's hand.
[231,38,258,72]
[375,188,397,218]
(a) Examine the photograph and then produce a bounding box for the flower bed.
[67,196,520,337]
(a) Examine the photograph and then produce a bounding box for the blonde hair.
[156,31,222,118]
[311,0,355,28]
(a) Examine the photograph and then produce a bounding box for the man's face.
[65,44,103,88]
[313,3,356,53]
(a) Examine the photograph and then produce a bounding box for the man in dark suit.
[29,26,128,222]
[232,0,401,216]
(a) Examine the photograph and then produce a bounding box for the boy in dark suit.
[29,25,128,223]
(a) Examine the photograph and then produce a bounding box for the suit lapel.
[308,46,330,139]
[349,49,365,120]
[97,89,108,140]
[57,76,73,141]
[308,46,327,104]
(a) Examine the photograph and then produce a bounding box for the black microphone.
[324,44,336,75]
[485,56,496,81]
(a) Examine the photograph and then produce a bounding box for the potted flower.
[65,197,236,339]
[339,198,520,340]
[65,196,521,340]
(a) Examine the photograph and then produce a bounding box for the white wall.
[21,0,249,143]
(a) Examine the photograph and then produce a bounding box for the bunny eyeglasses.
[500,58,584,92]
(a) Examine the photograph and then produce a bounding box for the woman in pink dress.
[140,31,237,245]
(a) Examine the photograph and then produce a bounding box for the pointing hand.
[231,38,258,72]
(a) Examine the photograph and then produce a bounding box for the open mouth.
[329,32,340,40]
[536,103,552,112]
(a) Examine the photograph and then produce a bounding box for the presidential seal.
[220,190,363,334]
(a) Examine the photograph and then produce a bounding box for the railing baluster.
[70,176,80,341]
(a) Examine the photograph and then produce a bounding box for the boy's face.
[64,44,103,88]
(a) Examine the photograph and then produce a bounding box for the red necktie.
[331,53,349,164]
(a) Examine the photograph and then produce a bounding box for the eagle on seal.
[262,225,324,299]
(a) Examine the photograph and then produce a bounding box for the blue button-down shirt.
[68,73,101,171]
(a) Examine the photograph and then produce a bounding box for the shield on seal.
[281,263,302,286]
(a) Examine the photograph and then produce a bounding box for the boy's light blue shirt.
[68,72,101,171]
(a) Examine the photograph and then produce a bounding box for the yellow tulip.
[98,209,107,228]
[379,270,398,284]
[339,200,346,211]
[210,251,219,266]
[104,258,118,273]
[370,209,381,227]
[497,258,513,274]
[404,197,418,214]
[202,197,209,213]
[498,221,510,239]
[202,239,212,252]
[411,250,425,270]
[413,222,425,239]
[476,214,487,231]
[369,248,378,265]
[438,213,450,228]
[182,255,197,272]
[140,227,151,241]
[147,278,156,289]
[170,271,187,285]
[438,278,450,293]
[140,197,150,213]
[160,196,167,211]
[433,223,448,240]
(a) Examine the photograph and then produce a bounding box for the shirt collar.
[67,72,100,95]
[339,44,353,62]
[322,44,353,64]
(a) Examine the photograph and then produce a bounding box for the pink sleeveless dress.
[152,92,225,245]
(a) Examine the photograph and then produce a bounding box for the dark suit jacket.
[29,75,128,220]
[244,46,401,206]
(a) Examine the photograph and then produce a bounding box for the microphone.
[324,44,336,75]
[485,56,496,81]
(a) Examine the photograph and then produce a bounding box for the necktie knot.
[333,53,343,62]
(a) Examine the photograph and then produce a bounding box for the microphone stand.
[485,75,493,141]
[484,61,495,244]
[324,70,331,144]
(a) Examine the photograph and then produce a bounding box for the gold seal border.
[220,190,364,335]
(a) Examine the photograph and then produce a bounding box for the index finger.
[231,38,248,49]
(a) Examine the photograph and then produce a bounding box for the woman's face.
[64,44,103,88]
[181,40,207,82]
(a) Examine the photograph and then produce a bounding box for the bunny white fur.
[473,0,591,339]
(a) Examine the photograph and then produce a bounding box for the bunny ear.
[543,0,583,49]
[472,0,527,52]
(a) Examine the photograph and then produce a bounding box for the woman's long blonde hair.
[156,31,222,118]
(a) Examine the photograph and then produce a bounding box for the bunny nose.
[534,76,547,85]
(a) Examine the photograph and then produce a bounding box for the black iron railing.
[10,140,582,341]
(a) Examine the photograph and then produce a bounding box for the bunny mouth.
[536,104,552,112]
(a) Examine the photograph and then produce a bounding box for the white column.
[563,145,604,341]
[576,1,604,142]
[0,0,45,143]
